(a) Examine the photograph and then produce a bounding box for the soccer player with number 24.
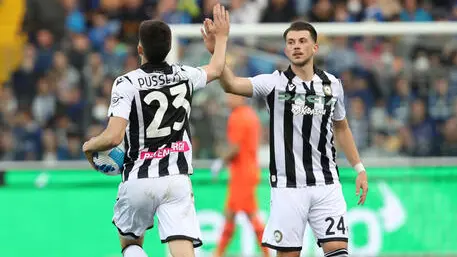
[202,17,368,257]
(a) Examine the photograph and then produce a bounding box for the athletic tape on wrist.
[354,163,365,174]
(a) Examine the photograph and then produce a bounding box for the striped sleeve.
[249,71,279,98]
[333,79,346,121]
[107,76,135,120]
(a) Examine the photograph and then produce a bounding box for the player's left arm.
[83,117,128,153]
[333,80,368,205]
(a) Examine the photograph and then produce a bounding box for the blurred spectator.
[63,87,86,131]
[400,0,432,21]
[67,34,91,73]
[347,97,370,151]
[231,0,266,24]
[334,1,351,22]
[84,53,106,91]
[154,0,192,25]
[0,129,16,161]
[47,51,81,95]
[59,131,86,160]
[100,0,123,18]
[260,0,295,23]
[102,36,128,77]
[308,0,333,22]
[34,30,56,76]
[428,78,454,125]
[88,11,120,51]
[441,116,457,156]
[12,44,37,105]
[449,51,457,90]
[361,0,384,21]
[0,87,18,128]
[23,0,66,42]
[451,4,457,21]
[12,109,42,160]
[192,0,218,23]
[325,37,359,76]
[42,129,59,161]
[388,76,414,123]
[64,0,87,33]
[32,77,56,126]
[402,99,437,156]
[119,0,152,44]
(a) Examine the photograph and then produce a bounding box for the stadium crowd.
[0,0,457,162]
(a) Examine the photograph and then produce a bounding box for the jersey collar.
[140,62,173,74]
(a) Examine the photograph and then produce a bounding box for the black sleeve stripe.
[123,75,133,84]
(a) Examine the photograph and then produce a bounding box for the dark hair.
[283,21,318,43]
[139,20,172,64]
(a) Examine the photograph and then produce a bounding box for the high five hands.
[201,3,230,54]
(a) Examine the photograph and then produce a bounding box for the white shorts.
[262,183,348,251]
[112,174,202,247]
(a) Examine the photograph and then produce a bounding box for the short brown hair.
[283,21,318,43]
[139,20,171,64]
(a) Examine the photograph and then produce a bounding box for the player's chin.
[291,56,311,67]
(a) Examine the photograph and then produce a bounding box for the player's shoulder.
[251,70,282,82]
[113,70,137,88]
[315,68,344,90]
[175,64,202,73]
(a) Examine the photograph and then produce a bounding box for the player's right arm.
[201,4,229,83]
[201,15,276,97]
[219,66,254,97]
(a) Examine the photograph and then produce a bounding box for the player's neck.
[291,62,314,81]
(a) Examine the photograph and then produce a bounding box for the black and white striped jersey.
[249,66,346,188]
[107,62,207,181]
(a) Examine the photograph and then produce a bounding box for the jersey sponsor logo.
[291,104,326,116]
[138,73,184,88]
[279,92,336,116]
[140,141,190,159]
[111,92,124,107]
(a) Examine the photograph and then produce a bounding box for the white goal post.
[1,22,457,172]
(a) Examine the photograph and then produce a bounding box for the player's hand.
[210,159,224,180]
[356,171,368,205]
[212,3,230,38]
[82,140,97,170]
[201,18,216,54]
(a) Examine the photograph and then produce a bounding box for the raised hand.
[212,3,230,38]
[201,18,216,54]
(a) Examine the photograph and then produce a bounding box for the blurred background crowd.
[0,0,457,163]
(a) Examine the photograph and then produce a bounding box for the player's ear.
[313,43,319,54]
[137,44,143,56]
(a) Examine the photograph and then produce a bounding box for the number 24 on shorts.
[325,216,346,235]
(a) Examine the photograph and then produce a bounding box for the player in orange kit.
[211,93,269,257]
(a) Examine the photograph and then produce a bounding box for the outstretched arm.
[201,4,230,83]
[219,66,254,97]
[201,18,254,97]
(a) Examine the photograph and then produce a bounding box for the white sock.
[123,245,148,257]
